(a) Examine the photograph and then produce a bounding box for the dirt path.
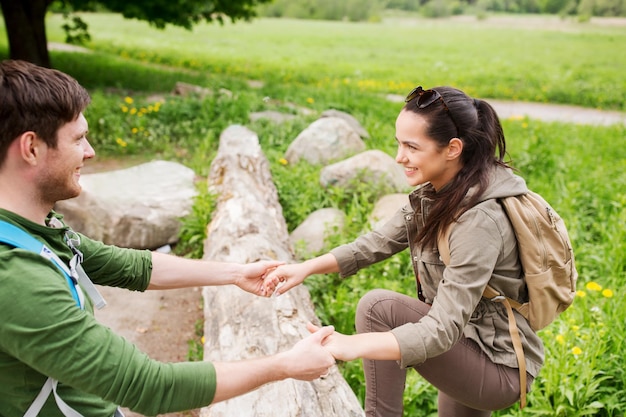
[488,100,626,126]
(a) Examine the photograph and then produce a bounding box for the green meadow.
[2,12,625,416]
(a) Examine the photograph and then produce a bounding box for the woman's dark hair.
[0,60,91,166]
[403,86,510,249]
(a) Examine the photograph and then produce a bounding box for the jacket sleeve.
[330,207,410,278]
[391,206,505,368]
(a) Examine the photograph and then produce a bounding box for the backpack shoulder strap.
[0,220,46,253]
[437,219,528,408]
[0,220,81,307]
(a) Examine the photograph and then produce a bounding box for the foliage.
[59,0,272,29]
[1,14,624,415]
[174,187,217,259]
[257,0,625,18]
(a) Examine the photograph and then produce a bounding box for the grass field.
[1,12,625,416]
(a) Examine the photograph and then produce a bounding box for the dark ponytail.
[403,87,510,249]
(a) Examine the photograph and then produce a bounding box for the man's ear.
[17,132,42,165]
[447,138,463,160]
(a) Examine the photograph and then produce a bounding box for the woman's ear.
[447,138,463,160]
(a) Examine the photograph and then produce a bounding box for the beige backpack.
[438,191,578,408]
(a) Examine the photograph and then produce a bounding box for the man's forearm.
[211,355,288,403]
[147,252,239,289]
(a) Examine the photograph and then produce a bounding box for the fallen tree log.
[200,125,364,417]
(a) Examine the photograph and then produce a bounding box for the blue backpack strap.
[0,220,81,307]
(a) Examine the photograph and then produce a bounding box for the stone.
[249,110,296,124]
[289,208,346,257]
[320,149,409,193]
[320,109,370,138]
[370,194,409,229]
[285,117,365,165]
[55,160,197,249]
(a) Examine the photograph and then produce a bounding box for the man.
[0,59,335,416]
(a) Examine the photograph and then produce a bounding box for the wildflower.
[124,96,134,104]
[131,127,138,134]
[116,138,127,148]
[201,336,206,345]
[586,281,602,292]
[602,289,614,298]
[576,290,586,298]
[121,106,129,113]
[306,97,315,104]
[555,334,565,345]
[571,346,582,356]
[129,108,137,115]
[278,158,288,165]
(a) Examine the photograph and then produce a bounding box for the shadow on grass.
[0,47,218,93]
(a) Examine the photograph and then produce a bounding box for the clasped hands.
[236,261,354,373]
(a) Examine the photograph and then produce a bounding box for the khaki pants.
[355,289,532,417]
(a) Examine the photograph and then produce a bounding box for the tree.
[0,0,271,68]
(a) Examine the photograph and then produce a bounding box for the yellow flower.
[576,290,586,298]
[306,97,315,104]
[586,281,602,292]
[602,289,614,298]
[116,138,127,148]
[131,127,138,134]
[129,108,137,115]
[556,334,565,345]
[201,336,206,345]
[572,325,580,332]
[278,158,288,165]
[121,105,128,113]
[571,346,582,356]
[124,96,134,104]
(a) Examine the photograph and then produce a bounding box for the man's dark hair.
[0,60,91,165]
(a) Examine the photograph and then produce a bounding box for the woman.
[264,86,543,416]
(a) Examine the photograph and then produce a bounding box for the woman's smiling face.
[394,109,461,191]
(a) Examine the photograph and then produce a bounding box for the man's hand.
[279,324,337,380]
[211,324,337,403]
[234,260,285,296]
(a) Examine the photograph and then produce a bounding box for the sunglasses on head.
[405,86,460,136]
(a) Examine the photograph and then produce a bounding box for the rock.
[320,149,409,193]
[54,160,197,249]
[285,117,365,165]
[320,109,370,138]
[249,110,296,124]
[370,194,409,229]
[289,208,346,257]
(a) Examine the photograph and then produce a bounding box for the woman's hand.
[235,260,285,296]
[306,323,401,362]
[262,263,308,296]
[306,323,359,362]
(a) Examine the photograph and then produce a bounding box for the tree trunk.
[200,125,364,417]
[0,0,52,67]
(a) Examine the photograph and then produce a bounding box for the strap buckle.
[490,295,507,303]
